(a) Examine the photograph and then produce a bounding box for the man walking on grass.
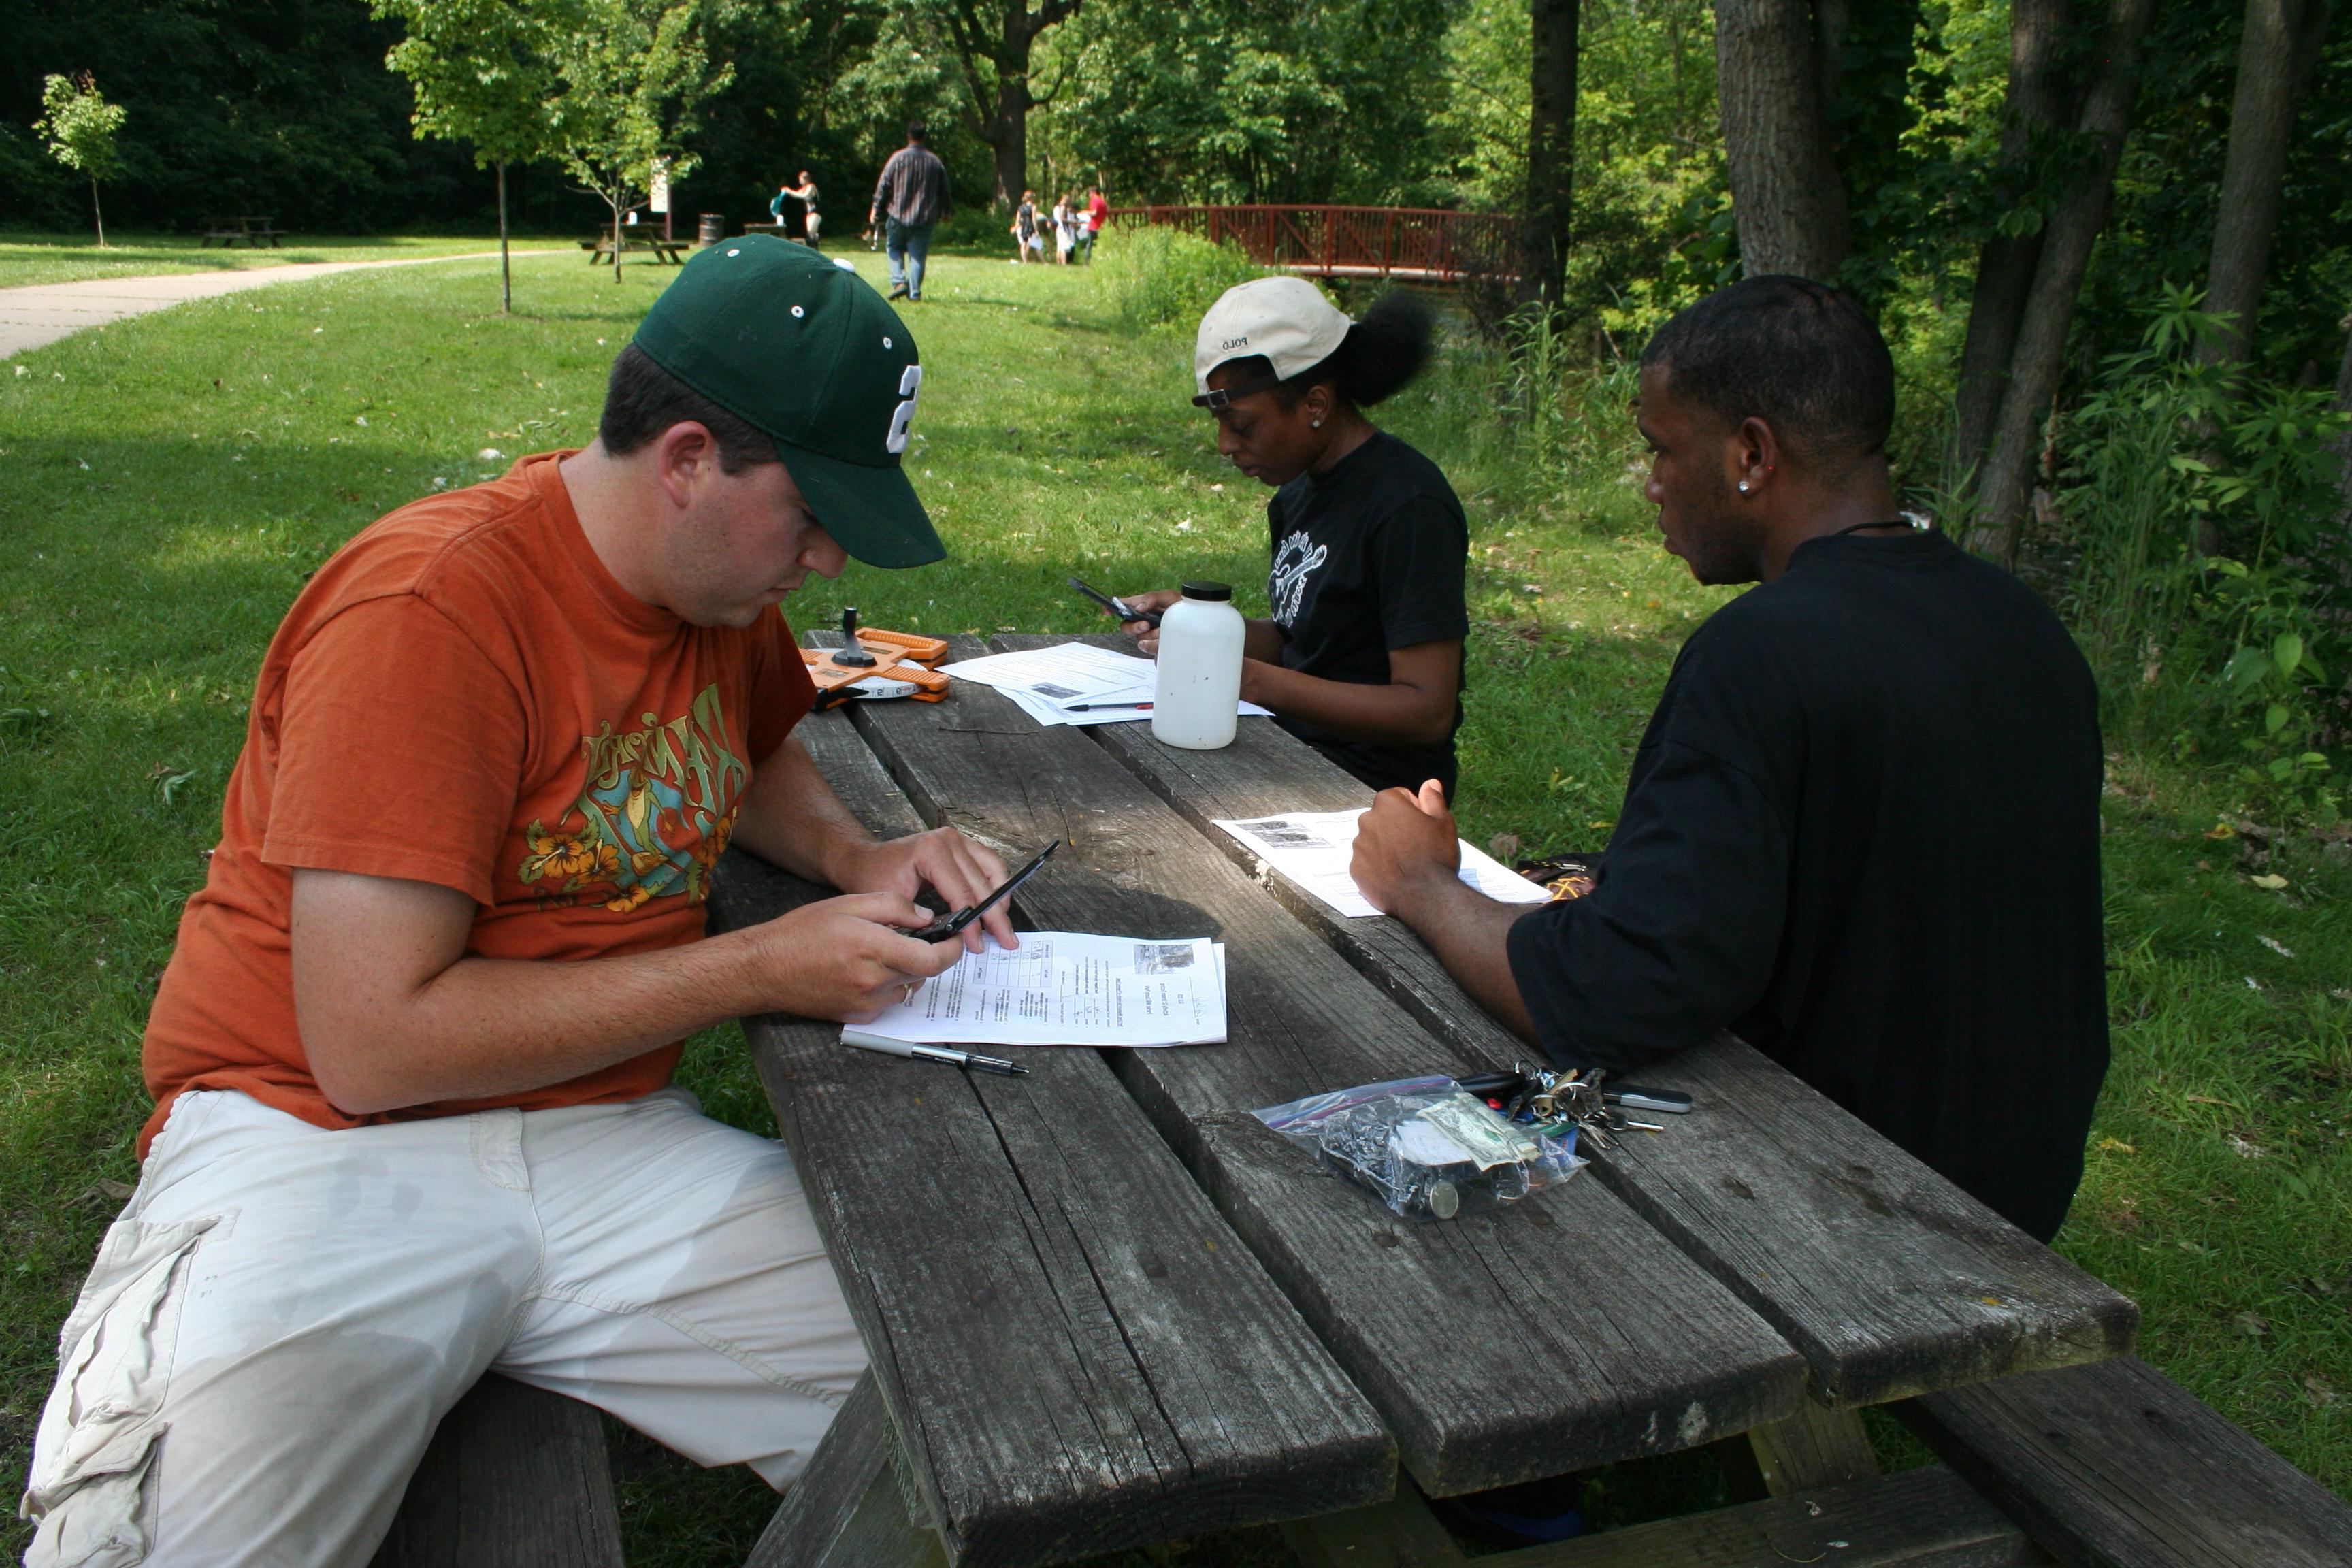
[22,235,1010,1565]
[869,122,951,302]
[1352,276,2110,1243]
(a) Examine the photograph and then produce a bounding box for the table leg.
[1745,1404,1880,1496]
[1283,1478,1463,1567]
[745,1373,946,1568]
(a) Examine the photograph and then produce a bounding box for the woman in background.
[1113,278,1468,797]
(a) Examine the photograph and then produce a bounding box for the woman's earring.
[1737,481,1751,493]
[1311,419,1323,429]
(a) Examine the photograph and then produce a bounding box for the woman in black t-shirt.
[1114,278,1470,796]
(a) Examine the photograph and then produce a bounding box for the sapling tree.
[552,0,734,282]
[374,0,569,312]
[34,74,127,248]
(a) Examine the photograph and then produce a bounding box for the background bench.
[370,1374,623,1568]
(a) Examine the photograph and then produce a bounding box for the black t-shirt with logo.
[1264,431,1469,795]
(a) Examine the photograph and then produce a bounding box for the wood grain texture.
[1490,1465,2051,1567]
[708,708,1394,1568]
[369,1374,622,1568]
[749,1373,946,1568]
[845,639,1804,1497]
[1056,656,2136,1407]
[1746,1404,1878,1496]
[1893,1356,2352,1568]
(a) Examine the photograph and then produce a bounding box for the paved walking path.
[0,249,568,360]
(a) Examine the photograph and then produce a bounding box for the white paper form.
[943,642,1271,728]
[847,931,1228,1047]
[1211,809,1554,919]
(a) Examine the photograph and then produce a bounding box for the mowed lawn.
[1,243,2347,1563]
[0,232,546,289]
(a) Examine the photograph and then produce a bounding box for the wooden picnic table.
[201,215,285,247]
[578,226,689,265]
[706,631,2349,1567]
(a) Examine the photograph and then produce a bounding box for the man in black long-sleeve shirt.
[1352,277,2108,1241]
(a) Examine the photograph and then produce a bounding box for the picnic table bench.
[703,630,2352,1567]
[201,215,286,247]
[578,227,689,265]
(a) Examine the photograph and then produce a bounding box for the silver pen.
[841,1028,1028,1077]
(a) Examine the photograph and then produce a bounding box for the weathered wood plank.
[1490,1464,2051,1567]
[708,706,1394,1568]
[748,1373,947,1568]
[1893,1356,2352,1568]
[370,1374,623,1568]
[1050,653,2135,1407]
[842,638,1806,1497]
[1746,1404,1878,1496]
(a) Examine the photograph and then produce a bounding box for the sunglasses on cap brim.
[1190,372,1287,411]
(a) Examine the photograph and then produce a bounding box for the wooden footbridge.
[1108,203,1519,284]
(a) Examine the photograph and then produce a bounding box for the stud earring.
[1737,481,1750,493]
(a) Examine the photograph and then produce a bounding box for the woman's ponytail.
[1328,291,1435,407]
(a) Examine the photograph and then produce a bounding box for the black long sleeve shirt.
[1505,530,2109,1240]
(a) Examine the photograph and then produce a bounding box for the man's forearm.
[728,736,877,888]
[1390,868,1542,1045]
[317,930,775,1113]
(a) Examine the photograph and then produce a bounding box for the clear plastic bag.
[1254,1075,1584,1221]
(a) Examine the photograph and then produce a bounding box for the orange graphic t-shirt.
[140,451,815,1156]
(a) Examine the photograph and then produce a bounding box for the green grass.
[1,248,2346,1563]
[0,231,559,288]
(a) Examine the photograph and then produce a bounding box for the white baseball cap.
[1193,276,1353,397]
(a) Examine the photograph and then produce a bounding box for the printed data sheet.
[1211,808,1554,919]
[849,931,1228,1047]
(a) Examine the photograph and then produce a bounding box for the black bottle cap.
[1179,581,1233,602]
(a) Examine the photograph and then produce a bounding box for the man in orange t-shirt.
[24,238,1011,1565]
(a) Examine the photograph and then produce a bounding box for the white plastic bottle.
[1152,581,1246,750]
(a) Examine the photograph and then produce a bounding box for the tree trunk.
[2331,312,2352,525]
[91,177,107,248]
[2196,0,2332,371]
[1951,0,2073,491]
[497,161,513,315]
[1714,0,1849,279]
[990,69,1031,209]
[1521,0,1580,308]
[942,0,1080,210]
[1975,0,2157,564]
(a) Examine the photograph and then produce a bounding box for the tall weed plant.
[1096,225,1266,335]
[2053,285,2350,818]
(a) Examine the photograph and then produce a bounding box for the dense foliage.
[10,0,2352,787]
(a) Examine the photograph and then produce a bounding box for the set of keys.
[1454,1066,1690,1152]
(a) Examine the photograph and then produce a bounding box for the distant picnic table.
[201,216,285,248]
[698,627,2352,1567]
[578,225,688,266]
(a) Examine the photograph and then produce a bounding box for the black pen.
[843,1030,1028,1076]
[1064,701,1152,712]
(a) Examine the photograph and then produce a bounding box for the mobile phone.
[1068,576,1161,629]
[912,840,1059,943]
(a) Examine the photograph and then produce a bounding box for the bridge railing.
[1107,204,1521,284]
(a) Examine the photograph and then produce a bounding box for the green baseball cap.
[632,235,944,568]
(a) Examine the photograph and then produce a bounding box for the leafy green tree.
[1033,0,1453,206]
[33,73,126,246]
[551,0,736,281]
[902,0,1085,209]
[374,0,569,312]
